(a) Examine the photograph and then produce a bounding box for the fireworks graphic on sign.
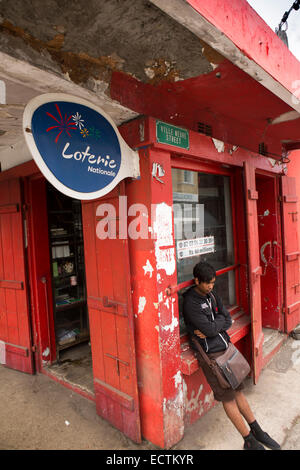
[72,112,85,130]
[45,104,102,142]
[46,104,77,143]
[80,128,89,138]
[88,126,101,140]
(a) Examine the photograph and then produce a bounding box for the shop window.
[183,170,193,184]
[172,169,237,332]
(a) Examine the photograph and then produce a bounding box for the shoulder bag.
[191,337,250,390]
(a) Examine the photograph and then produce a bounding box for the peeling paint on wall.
[0,19,124,85]
[155,246,176,276]
[212,137,225,153]
[268,158,277,167]
[153,203,176,276]
[144,58,180,85]
[143,259,154,278]
[42,347,50,358]
[184,381,214,418]
[173,370,182,389]
[204,391,214,408]
[162,297,178,333]
[153,203,173,245]
[138,296,147,314]
[229,145,238,155]
[0,0,213,87]
[184,384,203,413]
[0,340,5,364]
[199,39,226,67]
[163,316,178,333]
[163,374,185,434]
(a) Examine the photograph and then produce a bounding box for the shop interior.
[45,183,94,395]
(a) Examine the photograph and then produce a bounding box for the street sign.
[23,94,139,200]
[156,120,189,150]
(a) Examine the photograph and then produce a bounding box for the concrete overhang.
[0,0,300,173]
[148,0,300,157]
[0,53,138,171]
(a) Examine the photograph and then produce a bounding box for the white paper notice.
[177,236,214,259]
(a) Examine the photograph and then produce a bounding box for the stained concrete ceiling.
[0,0,213,84]
[0,0,216,167]
[0,0,299,170]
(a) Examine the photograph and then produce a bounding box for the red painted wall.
[187,0,300,96]
[120,117,287,440]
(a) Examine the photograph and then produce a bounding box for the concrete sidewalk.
[1,335,300,451]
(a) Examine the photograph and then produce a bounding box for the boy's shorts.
[195,349,244,402]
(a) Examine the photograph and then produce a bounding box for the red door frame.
[25,175,56,371]
[243,161,263,384]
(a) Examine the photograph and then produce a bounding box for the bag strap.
[191,336,212,368]
[191,336,230,389]
[209,291,217,312]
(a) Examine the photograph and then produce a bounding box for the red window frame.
[170,156,240,313]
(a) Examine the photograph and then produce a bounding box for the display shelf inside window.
[47,186,88,354]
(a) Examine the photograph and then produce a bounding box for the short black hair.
[193,262,216,283]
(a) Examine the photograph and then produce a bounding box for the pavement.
[1,335,300,451]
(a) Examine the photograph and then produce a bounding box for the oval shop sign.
[23,94,140,200]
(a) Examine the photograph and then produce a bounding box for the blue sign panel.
[31,101,121,193]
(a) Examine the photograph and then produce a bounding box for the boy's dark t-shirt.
[182,287,232,354]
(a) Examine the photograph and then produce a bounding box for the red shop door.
[281,176,300,333]
[82,183,141,443]
[0,179,34,374]
[244,162,263,384]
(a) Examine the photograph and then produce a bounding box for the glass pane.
[215,271,236,306]
[172,169,236,332]
[172,170,234,279]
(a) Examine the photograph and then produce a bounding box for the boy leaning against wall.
[182,261,281,450]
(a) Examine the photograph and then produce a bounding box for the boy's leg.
[222,398,265,449]
[222,399,250,437]
[234,390,281,449]
[234,390,256,424]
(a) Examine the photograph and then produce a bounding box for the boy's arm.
[184,298,227,337]
[213,291,232,331]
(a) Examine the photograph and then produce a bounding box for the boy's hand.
[194,329,206,339]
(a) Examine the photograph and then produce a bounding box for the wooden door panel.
[82,182,141,442]
[0,179,34,374]
[88,307,105,378]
